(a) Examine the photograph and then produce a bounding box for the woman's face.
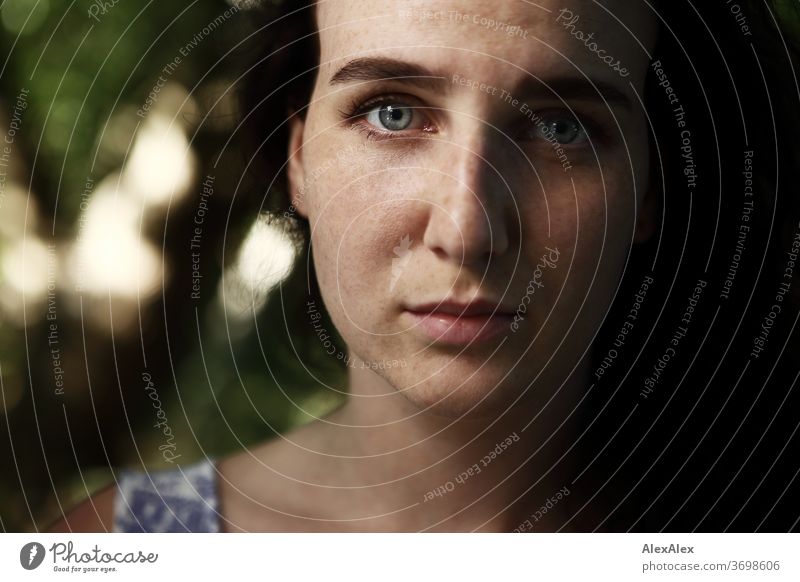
[288,0,658,417]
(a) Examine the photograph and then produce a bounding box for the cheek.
[521,167,638,322]
[524,167,636,251]
[305,152,426,329]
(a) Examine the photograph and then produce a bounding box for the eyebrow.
[329,57,633,110]
[527,77,633,110]
[329,57,448,91]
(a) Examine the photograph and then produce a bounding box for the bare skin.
[53,0,657,533]
[216,0,657,532]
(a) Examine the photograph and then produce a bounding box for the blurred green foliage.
[0,0,344,532]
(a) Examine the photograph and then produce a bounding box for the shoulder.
[114,459,221,532]
[50,459,221,533]
[48,485,116,533]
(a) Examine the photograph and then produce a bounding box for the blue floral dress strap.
[113,458,220,532]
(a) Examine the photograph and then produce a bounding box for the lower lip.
[404,310,514,345]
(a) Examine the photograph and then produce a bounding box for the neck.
[318,350,592,532]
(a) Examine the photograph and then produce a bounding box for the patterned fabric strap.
[113,458,220,533]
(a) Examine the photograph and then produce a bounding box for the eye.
[363,101,426,132]
[526,115,588,145]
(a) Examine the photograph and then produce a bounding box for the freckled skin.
[290,0,657,418]
[213,0,658,533]
[57,0,663,533]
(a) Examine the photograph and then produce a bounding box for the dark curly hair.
[234,0,800,531]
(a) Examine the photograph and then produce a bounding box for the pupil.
[380,104,410,130]
[547,119,577,143]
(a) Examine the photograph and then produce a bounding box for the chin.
[397,371,536,420]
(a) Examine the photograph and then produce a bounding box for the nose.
[422,136,511,265]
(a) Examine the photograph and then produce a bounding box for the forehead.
[316,0,658,89]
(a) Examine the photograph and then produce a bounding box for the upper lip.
[405,298,515,316]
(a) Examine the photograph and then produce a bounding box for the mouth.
[403,299,516,345]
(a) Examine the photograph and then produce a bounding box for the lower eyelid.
[353,123,390,141]
[350,113,436,140]
[349,121,416,142]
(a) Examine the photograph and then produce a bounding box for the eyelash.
[340,93,434,141]
[340,93,606,146]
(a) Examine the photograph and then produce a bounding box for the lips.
[403,299,515,345]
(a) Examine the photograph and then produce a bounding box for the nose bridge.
[454,129,497,201]
[423,124,510,263]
